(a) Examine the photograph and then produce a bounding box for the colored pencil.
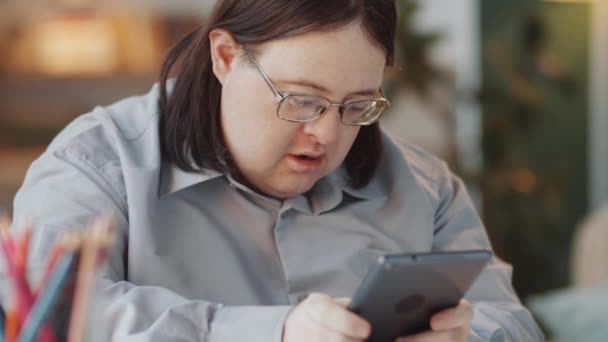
[36,240,68,297]
[1,217,115,342]
[68,220,109,342]
[0,302,6,342]
[1,222,57,342]
[0,230,32,317]
[4,301,18,342]
[17,251,76,342]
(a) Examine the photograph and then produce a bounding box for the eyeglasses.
[243,46,389,126]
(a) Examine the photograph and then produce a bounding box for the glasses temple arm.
[243,46,284,101]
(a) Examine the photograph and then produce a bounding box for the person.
[4,0,543,341]
[571,204,608,288]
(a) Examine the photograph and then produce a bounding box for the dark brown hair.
[159,0,396,188]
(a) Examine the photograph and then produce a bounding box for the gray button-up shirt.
[7,84,543,341]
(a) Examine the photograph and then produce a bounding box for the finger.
[430,299,474,330]
[334,297,352,307]
[395,327,467,342]
[318,329,366,342]
[304,293,371,339]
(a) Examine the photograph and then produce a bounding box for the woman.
[9,0,542,341]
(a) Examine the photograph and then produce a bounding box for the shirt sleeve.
[5,142,292,342]
[431,162,544,342]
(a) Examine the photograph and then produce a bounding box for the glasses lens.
[278,95,329,122]
[342,100,388,125]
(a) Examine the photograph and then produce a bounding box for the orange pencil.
[5,300,19,342]
[0,222,20,341]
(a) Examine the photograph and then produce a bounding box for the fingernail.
[433,312,445,320]
[431,316,445,329]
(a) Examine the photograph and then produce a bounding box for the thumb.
[334,297,352,307]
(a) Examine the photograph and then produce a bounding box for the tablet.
[347,250,492,342]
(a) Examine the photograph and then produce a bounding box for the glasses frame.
[242,46,389,126]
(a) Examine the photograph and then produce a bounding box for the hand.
[395,299,473,342]
[283,292,371,342]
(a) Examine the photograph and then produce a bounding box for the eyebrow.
[275,78,378,97]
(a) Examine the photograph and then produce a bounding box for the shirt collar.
[308,165,387,215]
[158,161,223,197]
[158,159,388,204]
[342,171,387,200]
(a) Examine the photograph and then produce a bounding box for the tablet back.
[348,250,492,342]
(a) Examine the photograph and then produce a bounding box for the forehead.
[253,23,386,95]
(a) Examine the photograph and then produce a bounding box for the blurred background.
[0,0,606,339]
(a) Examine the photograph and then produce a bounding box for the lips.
[286,152,324,173]
[294,153,323,160]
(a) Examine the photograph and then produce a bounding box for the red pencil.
[1,222,57,342]
[14,227,33,294]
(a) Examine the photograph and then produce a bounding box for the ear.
[209,28,241,85]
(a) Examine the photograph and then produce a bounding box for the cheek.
[326,127,360,170]
[337,127,360,155]
[221,91,296,164]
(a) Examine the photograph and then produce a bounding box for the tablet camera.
[394,294,425,314]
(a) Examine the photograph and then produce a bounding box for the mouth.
[287,153,324,173]
[295,154,320,161]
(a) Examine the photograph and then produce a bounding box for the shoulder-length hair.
[159,0,396,188]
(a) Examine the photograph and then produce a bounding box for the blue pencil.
[17,251,75,342]
[0,302,5,342]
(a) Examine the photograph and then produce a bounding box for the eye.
[345,102,372,114]
[348,104,367,112]
[285,96,323,110]
[290,97,314,108]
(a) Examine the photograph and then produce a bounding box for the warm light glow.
[29,16,120,76]
[511,168,537,195]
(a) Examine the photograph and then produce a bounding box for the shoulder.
[377,130,451,199]
[20,84,163,209]
[44,83,162,170]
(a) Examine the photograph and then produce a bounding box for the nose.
[301,105,341,145]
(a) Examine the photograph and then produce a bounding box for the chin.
[273,180,317,199]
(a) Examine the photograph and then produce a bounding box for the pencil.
[14,228,33,300]
[1,301,5,342]
[4,301,18,342]
[1,219,18,342]
[17,251,76,342]
[42,233,81,342]
[0,216,9,234]
[67,222,101,342]
[35,240,68,297]
[67,219,115,342]
[1,223,56,342]
[17,226,32,281]
[37,234,83,342]
[0,230,32,316]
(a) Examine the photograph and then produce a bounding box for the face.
[216,23,386,198]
